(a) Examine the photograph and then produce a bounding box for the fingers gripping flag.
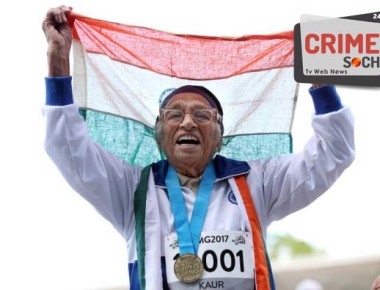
[69,13,297,167]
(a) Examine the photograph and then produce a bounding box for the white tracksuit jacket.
[43,77,355,290]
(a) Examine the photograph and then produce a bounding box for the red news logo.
[305,33,380,54]
[305,33,380,68]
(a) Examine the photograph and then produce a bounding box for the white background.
[0,1,379,289]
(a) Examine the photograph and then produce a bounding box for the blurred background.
[0,1,379,289]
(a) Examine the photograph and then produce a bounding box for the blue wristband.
[45,76,74,106]
[309,85,343,115]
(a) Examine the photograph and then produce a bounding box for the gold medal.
[174,253,204,283]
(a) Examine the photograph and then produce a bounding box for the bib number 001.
[165,231,254,283]
[174,249,245,273]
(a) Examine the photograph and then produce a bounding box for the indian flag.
[69,13,297,167]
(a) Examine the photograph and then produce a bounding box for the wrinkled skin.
[42,5,72,76]
[160,93,221,177]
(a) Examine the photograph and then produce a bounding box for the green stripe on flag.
[80,109,292,167]
[221,134,292,161]
[80,109,165,166]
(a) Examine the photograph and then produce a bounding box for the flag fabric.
[69,13,297,167]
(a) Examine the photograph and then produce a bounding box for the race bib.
[165,231,255,290]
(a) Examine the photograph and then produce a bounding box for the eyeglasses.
[160,108,221,125]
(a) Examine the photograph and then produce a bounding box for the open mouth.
[176,135,200,145]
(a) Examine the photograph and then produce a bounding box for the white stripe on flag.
[73,41,297,136]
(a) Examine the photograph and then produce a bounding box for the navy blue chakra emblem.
[228,191,237,205]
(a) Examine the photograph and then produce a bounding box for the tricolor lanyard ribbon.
[165,162,216,255]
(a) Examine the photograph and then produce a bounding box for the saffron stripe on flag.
[70,14,293,79]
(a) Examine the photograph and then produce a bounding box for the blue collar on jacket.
[151,155,250,187]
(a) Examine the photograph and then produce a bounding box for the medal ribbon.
[166,162,216,255]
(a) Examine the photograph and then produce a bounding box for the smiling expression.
[159,93,221,177]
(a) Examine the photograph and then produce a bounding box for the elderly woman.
[42,6,355,290]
